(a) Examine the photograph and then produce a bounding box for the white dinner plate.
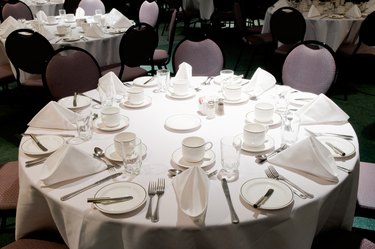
[58,95,91,110]
[240,178,294,210]
[287,91,317,106]
[165,114,201,132]
[93,182,147,214]
[239,135,275,153]
[316,136,356,159]
[166,89,195,99]
[21,135,65,156]
[223,93,250,104]
[133,76,157,87]
[94,115,129,131]
[45,21,58,25]
[171,148,216,168]
[63,36,81,42]
[122,96,152,108]
[104,143,147,162]
[245,111,282,128]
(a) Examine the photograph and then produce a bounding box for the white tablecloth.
[16,78,359,249]
[21,0,64,17]
[182,0,214,20]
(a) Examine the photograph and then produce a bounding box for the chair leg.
[245,49,256,78]
[234,44,246,71]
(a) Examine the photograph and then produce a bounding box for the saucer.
[133,76,157,87]
[223,93,250,104]
[166,89,195,99]
[171,148,215,168]
[122,96,152,108]
[45,21,58,25]
[245,111,282,128]
[104,143,147,162]
[240,135,275,153]
[94,115,129,131]
[63,36,81,42]
[165,114,201,132]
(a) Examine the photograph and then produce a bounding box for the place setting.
[121,87,152,108]
[246,102,282,128]
[104,132,147,162]
[165,77,196,100]
[57,93,92,111]
[93,106,129,132]
[221,79,250,105]
[237,123,275,153]
[21,134,65,157]
[133,76,158,87]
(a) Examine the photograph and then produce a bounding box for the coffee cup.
[219,69,234,82]
[56,25,68,35]
[114,132,136,156]
[47,16,56,24]
[65,13,75,22]
[127,87,144,105]
[243,123,268,147]
[172,79,189,96]
[101,106,120,127]
[223,83,242,101]
[254,102,274,123]
[182,136,213,163]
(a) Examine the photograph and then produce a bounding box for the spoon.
[255,144,288,163]
[93,147,121,169]
[94,146,105,158]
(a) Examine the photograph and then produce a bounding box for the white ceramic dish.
[287,91,317,106]
[240,135,275,153]
[165,114,201,132]
[58,95,91,110]
[223,93,250,104]
[316,136,356,159]
[166,89,195,99]
[171,148,215,168]
[122,96,152,108]
[94,115,129,131]
[104,143,147,162]
[246,111,282,127]
[133,76,157,87]
[21,135,65,156]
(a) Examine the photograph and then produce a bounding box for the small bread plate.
[94,115,129,131]
[122,96,152,108]
[166,89,195,100]
[171,148,216,168]
[223,93,250,104]
[93,182,147,214]
[165,114,201,132]
[133,76,157,87]
[104,143,147,162]
[287,91,317,106]
[246,111,282,128]
[63,35,81,42]
[241,178,294,210]
[21,135,65,156]
[58,95,91,110]
[316,136,356,159]
[239,134,275,153]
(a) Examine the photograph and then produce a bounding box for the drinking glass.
[281,109,301,146]
[153,69,169,93]
[68,109,93,144]
[59,9,66,22]
[119,137,143,175]
[218,135,242,182]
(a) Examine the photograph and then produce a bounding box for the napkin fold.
[75,7,85,18]
[0,16,20,38]
[28,101,77,130]
[98,71,127,97]
[244,67,276,97]
[345,4,361,18]
[172,166,210,218]
[307,4,321,17]
[297,93,349,125]
[365,0,375,13]
[40,144,106,185]
[268,136,339,182]
[83,23,104,38]
[175,62,192,81]
[271,0,290,13]
[36,10,48,23]
[105,8,133,28]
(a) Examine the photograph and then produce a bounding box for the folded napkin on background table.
[0,16,20,38]
[75,7,85,18]
[268,136,339,182]
[83,23,104,38]
[98,71,127,97]
[28,101,76,130]
[345,4,361,18]
[365,0,375,13]
[271,0,290,13]
[105,8,133,28]
[243,67,276,97]
[174,62,192,82]
[308,5,321,17]
[36,10,48,23]
[297,93,349,125]
[40,144,106,186]
[172,166,210,218]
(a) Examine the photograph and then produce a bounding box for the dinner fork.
[145,181,156,219]
[264,169,306,199]
[151,178,165,223]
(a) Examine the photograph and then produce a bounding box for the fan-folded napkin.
[105,8,133,28]
[243,67,276,97]
[174,62,192,81]
[271,0,290,13]
[36,10,48,23]
[172,166,210,218]
[297,93,349,125]
[28,101,76,130]
[268,136,339,182]
[0,16,20,38]
[98,71,127,97]
[365,0,375,13]
[40,144,106,185]
[75,7,85,18]
[345,4,361,18]
[83,23,104,38]
[307,5,321,17]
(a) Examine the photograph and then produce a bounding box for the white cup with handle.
[243,123,268,147]
[182,136,213,162]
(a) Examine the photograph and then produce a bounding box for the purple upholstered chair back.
[2,1,33,21]
[172,39,224,76]
[282,41,336,94]
[43,47,101,100]
[139,1,159,27]
[78,0,105,16]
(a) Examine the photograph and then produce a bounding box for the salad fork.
[145,181,156,219]
[264,169,306,199]
[151,178,165,223]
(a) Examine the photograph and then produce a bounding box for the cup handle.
[204,141,213,151]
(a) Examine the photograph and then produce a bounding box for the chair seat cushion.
[153,49,168,63]
[2,239,68,249]
[0,161,19,210]
[357,162,375,210]
[0,64,15,82]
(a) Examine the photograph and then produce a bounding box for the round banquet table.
[21,0,64,17]
[262,6,364,51]
[16,77,359,249]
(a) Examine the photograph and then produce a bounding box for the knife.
[25,157,47,167]
[60,172,122,201]
[87,196,133,203]
[78,92,101,104]
[221,179,239,224]
[326,142,346,156]
[73,92,78,107]
[253,188,274,208]
[143,76,155,85]
[29,134,48,152]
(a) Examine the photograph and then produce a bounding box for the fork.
[151,178,165,223]
[264,169,306,199]
[304,128,353,140]
[145,181,156,219]
[268,166,314,199]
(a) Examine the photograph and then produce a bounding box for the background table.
[21,0,64,17]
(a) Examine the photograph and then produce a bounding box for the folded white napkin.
[268,136,339,182]
[28,101,77,130]
[98,71,127,96]
[172,167,210,218]
[345,4,361,18]
[75,7,85,18]
[0,16,20,38]
[244,67,276,97]
[38,25,55,40]
[307,4,321,17]
[271,0,290,13]
[297,93,349,125]
[36,10,48,23]
[104,8,133,28]
[83,23,104,38]
[365,0,375,13]
[40,144,106,185]
[175,62,192,81]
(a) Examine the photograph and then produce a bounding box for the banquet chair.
[139,0,159,28]
[63,0,81,14]
[43,46,101,100]
[78,0,105,16]
[1,0,33,21]
[0,48,16,91]
[101,22,158,81]
[0,161,19,232]
[172,38,224,76]
[356,162,375,218]
[311,229,375,249]
[281,40,337,94]
[5,29,55,88]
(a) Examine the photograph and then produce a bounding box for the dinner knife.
[253,188,274,208]
[221,179,239,224]
[326,142,346,156]
[60,172,122,201]
[143,76,155,85]
[78,92,101,104]
[29,134,48,152]
[73,92,78,107]
[87,196,133,203]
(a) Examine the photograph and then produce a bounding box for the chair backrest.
[78,0,105,15]
[118,22,158,78]
[1,0,33,21]
[352,10,375,55]
[166,9,177,58]
[63,0,81,14]
[172,38,224,76]
[282,40,336,94]
[5,29,54,84]
[43,46,101,100]
[139,0,159,27]
[270,7,306,45]
[233,1,246,35]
